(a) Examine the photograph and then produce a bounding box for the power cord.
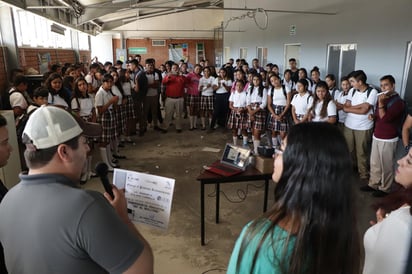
[201,268,227,274]
[207,183,265,203]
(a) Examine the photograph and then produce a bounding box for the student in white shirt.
[199,67,215,130]
[246,74,268,154]
[291,79,313,124]
[308,81,337,124]
[343,70,378,181]
[267,74,291,148]
[227,80,248,146]
[334,76,351,130]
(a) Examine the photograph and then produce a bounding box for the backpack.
[386,95,408,138]
[351,86,374,98]
[15,107,37,141]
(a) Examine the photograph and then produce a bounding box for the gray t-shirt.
[0,173,143,274]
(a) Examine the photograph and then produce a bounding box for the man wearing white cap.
[0,105,153,274]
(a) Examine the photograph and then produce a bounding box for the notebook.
[204,144,251,176]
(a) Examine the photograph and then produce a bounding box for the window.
[78,32,90,50]
[401,41,412,108]
[224,47,230,62]
[239,47,247,60]
[327,43,357,85]
[257,47,268,66]
[152,40,166,46]
[13,8,74,49]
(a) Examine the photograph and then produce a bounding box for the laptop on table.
[205,144,251,176]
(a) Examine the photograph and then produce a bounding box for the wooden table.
[196,165,272,245]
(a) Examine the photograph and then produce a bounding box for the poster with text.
[113,169,175,230]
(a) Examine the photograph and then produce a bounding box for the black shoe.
[176,129,182,133]
[111,158,118,164]
[113,154,126,159]
[154,126,161,131]
[160,128,167,134]
[189,127,194,131]
[118,142,125,148]
[372,190,389,197]
[360,185,375,192]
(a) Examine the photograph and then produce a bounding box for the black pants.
[210,93,230,129]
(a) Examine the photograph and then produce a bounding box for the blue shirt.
[227,220,296,274]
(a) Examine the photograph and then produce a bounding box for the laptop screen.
[221,143,251,170]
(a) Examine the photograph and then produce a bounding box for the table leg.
[216,183,220,224]
[263,179,269,212]
[201,181,205,245]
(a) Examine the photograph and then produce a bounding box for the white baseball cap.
[23,105,101,150]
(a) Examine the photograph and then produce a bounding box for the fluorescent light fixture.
[51,23,66,35]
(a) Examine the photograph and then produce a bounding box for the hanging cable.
[223,7,268,30]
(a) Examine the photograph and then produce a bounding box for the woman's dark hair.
[62,75,74,90]
[325,74,336,82]
[46,73,70,104]
[118,69,128,84]
[23,135,80,169]
[310,66,320,75]
[250,73,264,97]
[0,114,7,127]
[72,77,89,100]
[297,78,309,90]
[310,81,332,118]
[237,123,360,274]
[33,87,49,99]
[110,70,125,96]
[298,68,308,78]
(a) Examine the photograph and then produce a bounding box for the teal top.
[227,220,296,274]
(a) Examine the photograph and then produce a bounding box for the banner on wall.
[168,43,188,63]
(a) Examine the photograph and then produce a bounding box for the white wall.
[223,0,412,87]
[91,33,114,63]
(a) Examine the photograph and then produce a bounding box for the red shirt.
[162,74,186,97]
[374,94,405,139]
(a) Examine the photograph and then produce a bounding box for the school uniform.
[267,87,290,132]
[199,76,215,111]
[71,97,94,122]
[95,86,115,143]
[227,90,248,129]
[311,100,337,122]
[291,92,313,121]
[121,80,136,120]
[246,86,268,130]
[111,85,123,137]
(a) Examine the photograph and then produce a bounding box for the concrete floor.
[84,120,378,274]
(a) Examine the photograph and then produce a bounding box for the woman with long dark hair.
[246,73,268,154]
[46,72,70,108]
[227,122,361,274]
[308,81,337,123]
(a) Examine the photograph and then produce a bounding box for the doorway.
[284,44,301,71]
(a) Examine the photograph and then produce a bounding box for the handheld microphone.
[95,162,114,199]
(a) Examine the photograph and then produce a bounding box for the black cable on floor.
[201,267,227,274]
[207,183,265,203]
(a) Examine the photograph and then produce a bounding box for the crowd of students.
[2,55,412,273]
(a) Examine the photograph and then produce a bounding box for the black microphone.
[95,162,114,199]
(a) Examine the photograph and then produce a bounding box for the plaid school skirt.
[267,105,289,132]
[227,110,248,129]
[98,109,115,143]
[123,95,136,120]
[200,95,214,111]
[188,94,200,112]
[247,103,267,130]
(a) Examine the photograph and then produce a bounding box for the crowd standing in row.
[1,55,412,274]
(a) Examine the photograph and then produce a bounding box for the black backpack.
[15,107,36,142]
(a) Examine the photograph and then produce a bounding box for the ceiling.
[2,0,341,38]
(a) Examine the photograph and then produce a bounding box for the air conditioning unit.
[152,40,166,46]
